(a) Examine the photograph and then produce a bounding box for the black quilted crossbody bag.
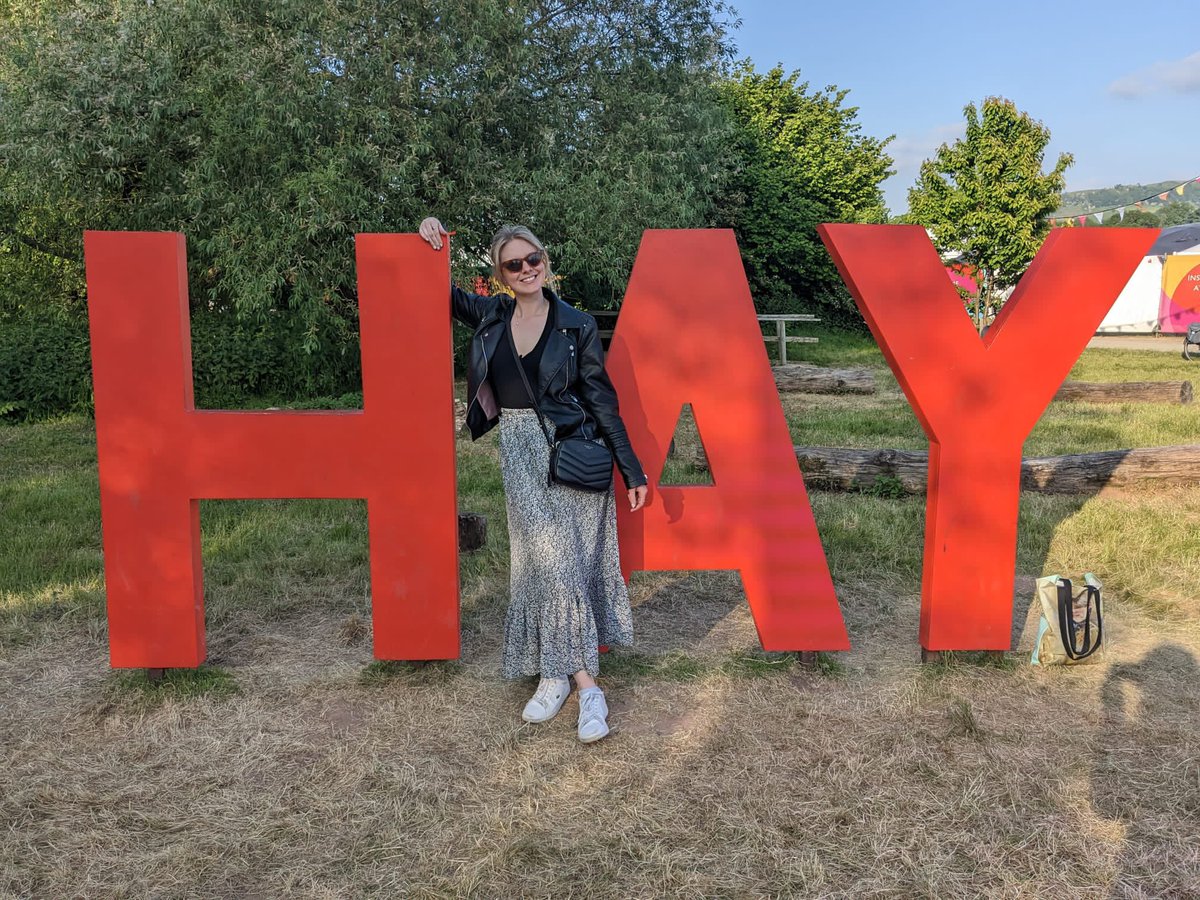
[510,325,613,493]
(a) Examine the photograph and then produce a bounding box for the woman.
[418,217,648,743]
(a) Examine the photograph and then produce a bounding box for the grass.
[359,659,464,685]
[2,332,1199,897]
[779,332,1200,455]
[107,664,241,707]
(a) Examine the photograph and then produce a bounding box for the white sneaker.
[522,677,570,723]
[577,687,610,743]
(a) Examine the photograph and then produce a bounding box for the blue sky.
[726,0,1200,213]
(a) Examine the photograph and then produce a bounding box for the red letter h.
[84,232,459,667]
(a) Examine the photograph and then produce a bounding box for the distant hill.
[1054,181,1187,216]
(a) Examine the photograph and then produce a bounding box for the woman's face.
[498,237,547,300]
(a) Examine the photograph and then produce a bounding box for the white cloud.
[1109,51,1200,98]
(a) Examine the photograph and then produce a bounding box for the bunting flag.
[1046,173,1198,226]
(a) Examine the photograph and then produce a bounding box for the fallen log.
[773,364,876,394]
[1055,380,1192,404]
[1019,445,1200,493]
[790,447,928,494]
[692,445,1200,495]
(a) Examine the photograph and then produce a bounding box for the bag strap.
[1083,584,1103,655]
[507,319,556,451]
[1056,578,1103,660]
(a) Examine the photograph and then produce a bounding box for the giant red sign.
[84,227,1153,667]
[607,230,846,650]
[818,225,1158,649]
[84,232,460,667]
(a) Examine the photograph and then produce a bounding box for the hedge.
[0,308,365,420]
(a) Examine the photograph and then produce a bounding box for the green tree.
[0,0,736,327]
[1158,202,1199,227]
[712,64,893,321]
[906,97,1072,333]
[1103,209,1161,228]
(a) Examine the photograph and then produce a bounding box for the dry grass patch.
[6,618,1198,897]
[3,348,1200,897]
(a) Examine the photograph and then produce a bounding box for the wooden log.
[772,364,877,394]
[791,447,928,493]
[1055,380,1193,404]
[693,445,1200,495]
[1019,445,1200,493]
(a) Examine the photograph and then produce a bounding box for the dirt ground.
[3,574,1198,899]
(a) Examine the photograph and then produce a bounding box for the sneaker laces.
[534,678,565,707]
[579,689,606,724]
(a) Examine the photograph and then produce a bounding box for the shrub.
[0,308,364,419]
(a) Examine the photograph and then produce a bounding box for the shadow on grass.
[1092,642,1200,896]
[359,659,464,686]
[106,665,241,708]
[602,649,844,681]
[919,650,1021,677]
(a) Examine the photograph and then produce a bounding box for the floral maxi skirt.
[497,408,634,679]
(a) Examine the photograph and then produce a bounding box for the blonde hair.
[489,224,555,285]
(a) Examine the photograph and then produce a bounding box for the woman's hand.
[627,484,648,512]
[418,217,448,250]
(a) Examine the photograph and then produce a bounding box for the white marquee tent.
[1098,223,1200,334]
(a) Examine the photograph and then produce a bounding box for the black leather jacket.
[453,286,647,489]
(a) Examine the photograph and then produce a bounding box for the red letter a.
[819,225,1158,651]
[85,232,460,668]
[606,230,847,651]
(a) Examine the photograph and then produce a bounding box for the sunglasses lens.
[502,252,544,273]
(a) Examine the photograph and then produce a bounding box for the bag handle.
[1056,578,1103,660]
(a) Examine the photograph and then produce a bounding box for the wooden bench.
[757,314,819,364]
[590,311,820,363]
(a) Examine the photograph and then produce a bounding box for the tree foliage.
[906,97,1072,331]
[713,64,892,320]
[0,0,736,326]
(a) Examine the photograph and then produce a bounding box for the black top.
[489,301,555,409]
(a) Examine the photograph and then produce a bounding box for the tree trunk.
[1054,381,1193,404]
[690,445,1200,495]
[772,364,877,394]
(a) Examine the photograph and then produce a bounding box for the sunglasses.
[500,251,545,274]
